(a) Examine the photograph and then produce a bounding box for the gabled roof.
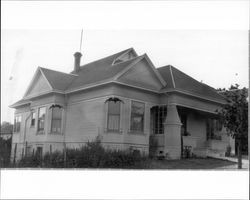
[10,48,226,108]
[66,48,142,91]
[158,65,226,103]
[40,67,76,91]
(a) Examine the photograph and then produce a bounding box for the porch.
[149,105,232,159]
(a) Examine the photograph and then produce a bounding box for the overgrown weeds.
[17,140,150,169]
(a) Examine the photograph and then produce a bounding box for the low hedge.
[17,141,149,168]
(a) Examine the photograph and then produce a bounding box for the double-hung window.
[30,111,36,127]
[107,101,121,131]
[38,107,46,132]
[51,107,62,133]
[130,101,145,132]
[14,116,21,132]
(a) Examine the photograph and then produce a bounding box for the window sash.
[152,106,167,134]
[131,114,144,131]
[14,116,21,132]
[130,101,145,132]
[38,119,45,131]
[51,107,62,133]
[107,114,120,131]
[38,107,46,131]
[51,119,62,133]
[108,101,120,115]
[31,112,35,126]
[107,101,121,131]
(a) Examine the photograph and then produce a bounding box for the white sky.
[1,1,249,124]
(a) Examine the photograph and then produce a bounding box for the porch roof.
[177,105,219,118]
[158,65,226,104]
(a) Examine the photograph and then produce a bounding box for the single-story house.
[10,48,235,161]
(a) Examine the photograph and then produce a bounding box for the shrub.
[16,139,150,168]
[17,140,150,168]
[43,151,64,168]
[18,154,42,168]
[0,137,12,168]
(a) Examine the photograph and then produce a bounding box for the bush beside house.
[0,122,13,167]
[15,140,150,169]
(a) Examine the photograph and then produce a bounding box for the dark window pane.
[14,116,21,132]
[130,101,145,132]
[38,107,46,131]
[31,111,35,126]
[108,101,120,115]
[107,101,121,131]
[51,107,62,133]
[131,101,144,115]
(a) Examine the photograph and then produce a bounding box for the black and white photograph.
[1,1,249,199]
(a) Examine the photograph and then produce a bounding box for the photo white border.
[1,1,249,199]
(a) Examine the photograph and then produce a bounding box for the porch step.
[193,148,208,158]
[193,148,226,158]
[207,149,225,158]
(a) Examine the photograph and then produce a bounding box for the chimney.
[73,52,82,72]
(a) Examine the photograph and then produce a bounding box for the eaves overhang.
[9,100,31,108]
[161,88,227,105]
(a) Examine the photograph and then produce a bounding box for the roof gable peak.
[112,48,138,65]
[23,67,53,98]
[72,48,137,73]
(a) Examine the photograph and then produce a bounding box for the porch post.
[164,104,182,159]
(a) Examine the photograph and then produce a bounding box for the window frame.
[37,107,46,133]
[151,106,167,135]
[14,115,21,133]
[107,100,121,132]
[30,110,36,127]
[130,100,145,133]
[50,106,63,134]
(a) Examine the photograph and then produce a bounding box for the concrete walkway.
[211,155,249,169]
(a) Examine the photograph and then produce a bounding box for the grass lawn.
[140,158,238,170]
[2,158,239,169]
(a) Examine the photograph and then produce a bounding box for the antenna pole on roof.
[79,29,83,53]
